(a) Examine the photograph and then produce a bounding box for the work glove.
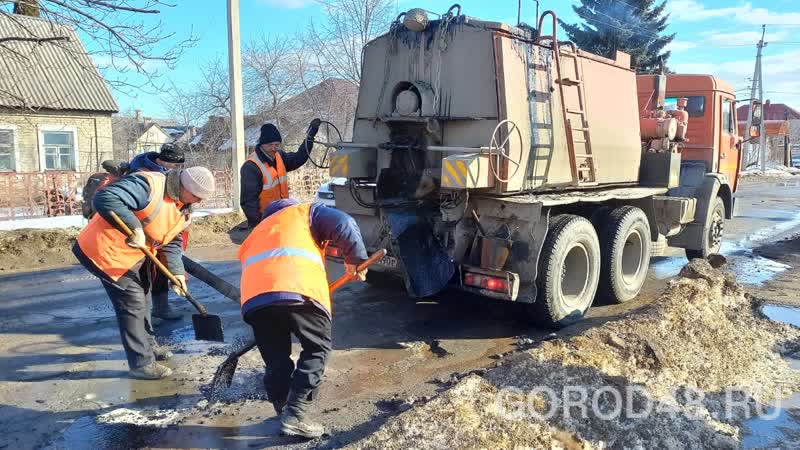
[344,262,368,281]
[307,118,321,138]
[171,274,188,296]
[126,227,147,249]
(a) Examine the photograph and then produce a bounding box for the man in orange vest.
[238,198,368,439]
[129,143,189,323]
[73,167,216,380]
[239,119,321,228]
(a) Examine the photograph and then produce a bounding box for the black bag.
[81,160,130,219]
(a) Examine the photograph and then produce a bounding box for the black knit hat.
[158,143,185,163]
[258,123,282,145]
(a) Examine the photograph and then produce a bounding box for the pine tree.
[559,0,674,74]
[13,0,41,17]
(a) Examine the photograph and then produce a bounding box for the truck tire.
[598,206,651,304]
[685,196,725,260]
[528,214,601,328]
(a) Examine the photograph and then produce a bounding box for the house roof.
[737,102,800,121]
[0,14,118,112]
[737,120,790,136]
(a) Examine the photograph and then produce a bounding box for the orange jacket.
[76,172,186,281]
[238,203,331,314]
[247,151,289,217]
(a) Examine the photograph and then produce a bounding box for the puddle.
[53,408,181,450]
[762,305,800,328]
[744,305,800,447]
[651,242,790,286]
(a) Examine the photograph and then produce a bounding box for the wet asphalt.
[2,177,800,449]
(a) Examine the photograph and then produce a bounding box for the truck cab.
[637,75,742,193]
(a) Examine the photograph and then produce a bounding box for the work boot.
[280,411,324,439]
[153,346,174,362]
[130,362,173,380]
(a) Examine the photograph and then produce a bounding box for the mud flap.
[385,210,454,298]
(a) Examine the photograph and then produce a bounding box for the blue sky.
[95,0,800,121]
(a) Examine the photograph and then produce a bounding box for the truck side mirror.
[749,100,762,138]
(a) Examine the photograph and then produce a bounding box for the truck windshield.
[664,96,705,117]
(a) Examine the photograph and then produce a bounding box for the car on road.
[315,177,347,207]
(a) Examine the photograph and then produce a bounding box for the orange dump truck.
[323,6,762,327]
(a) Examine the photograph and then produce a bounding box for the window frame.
[0,124,19,172]
[38,125,79,172]
[722,98,735,135]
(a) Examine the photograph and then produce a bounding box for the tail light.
[326,246,341,258]
[463,272,508,293]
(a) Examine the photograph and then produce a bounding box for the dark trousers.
[101,273,156,370]
[151,270,170,313]
[249,303,332,413]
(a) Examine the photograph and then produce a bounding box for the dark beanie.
[158,143,185,163]
[258,123,282,145]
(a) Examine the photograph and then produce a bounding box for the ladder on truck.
[537,11,597,186]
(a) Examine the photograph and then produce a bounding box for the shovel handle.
[109,211,208,316]
[329,249,387,293]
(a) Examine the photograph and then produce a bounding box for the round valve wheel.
[306,120,343,169]
[488,119,523,183]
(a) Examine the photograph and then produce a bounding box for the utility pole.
[227,0,245,212]
[744,25,767,171]
[785,111,791,167]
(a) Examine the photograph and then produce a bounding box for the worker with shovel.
[72,167,216,380]
[129,143,191,324]
[238,198,367,439]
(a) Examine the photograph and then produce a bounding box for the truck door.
[718,96,739,190]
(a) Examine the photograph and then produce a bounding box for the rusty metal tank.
[330,6,644,197]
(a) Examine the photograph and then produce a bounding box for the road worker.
[73,167,216,380]
[239,119,321,228]
[129,143,190,323]
[238,198,368,439]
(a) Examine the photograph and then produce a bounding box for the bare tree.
[244,34,304,128]
[305,0,395,85]
[0,0,197,94]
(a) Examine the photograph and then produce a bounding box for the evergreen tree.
[559,0,674,74]
[13,0,41,17]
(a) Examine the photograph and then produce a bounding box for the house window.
[43,131,75,170]
[0,129,13,171]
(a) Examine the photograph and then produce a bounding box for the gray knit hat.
[180,166,215,200]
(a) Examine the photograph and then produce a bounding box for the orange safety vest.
[76,172,186,282]
[238,203,331,314]
[248,151,289,216]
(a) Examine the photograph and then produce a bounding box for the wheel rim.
[621,229,644,286]
[709,209,724,252]
[560,243,590,307]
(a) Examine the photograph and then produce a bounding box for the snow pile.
[740,165,800,178]
[348,260,800,449]
[96,408,180,427]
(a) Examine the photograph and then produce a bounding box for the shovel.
[110,212,225,342]
[207,249,387,401]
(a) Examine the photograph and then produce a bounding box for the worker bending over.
[129,143,189,322]
[73,167,216,380]
[240,119,321,228]
[238,199,367,439]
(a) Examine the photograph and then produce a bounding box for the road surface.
[2,177,800,449]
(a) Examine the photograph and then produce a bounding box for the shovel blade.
[192,314,225,342]
[208,356,239,401]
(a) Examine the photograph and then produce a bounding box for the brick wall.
[0,110,114,173]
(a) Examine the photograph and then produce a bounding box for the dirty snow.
[96,407,180,427]
[0,208,233,231]
[740,165,800,178]
[348,261,800,449]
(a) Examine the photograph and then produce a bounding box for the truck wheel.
[598,206,651,303]
[529,214,601,328]
[685,196,725,260]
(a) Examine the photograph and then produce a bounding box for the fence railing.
[0,167,331,221]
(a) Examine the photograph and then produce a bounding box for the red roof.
[737,102,800,121]
[737,120,789,136]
